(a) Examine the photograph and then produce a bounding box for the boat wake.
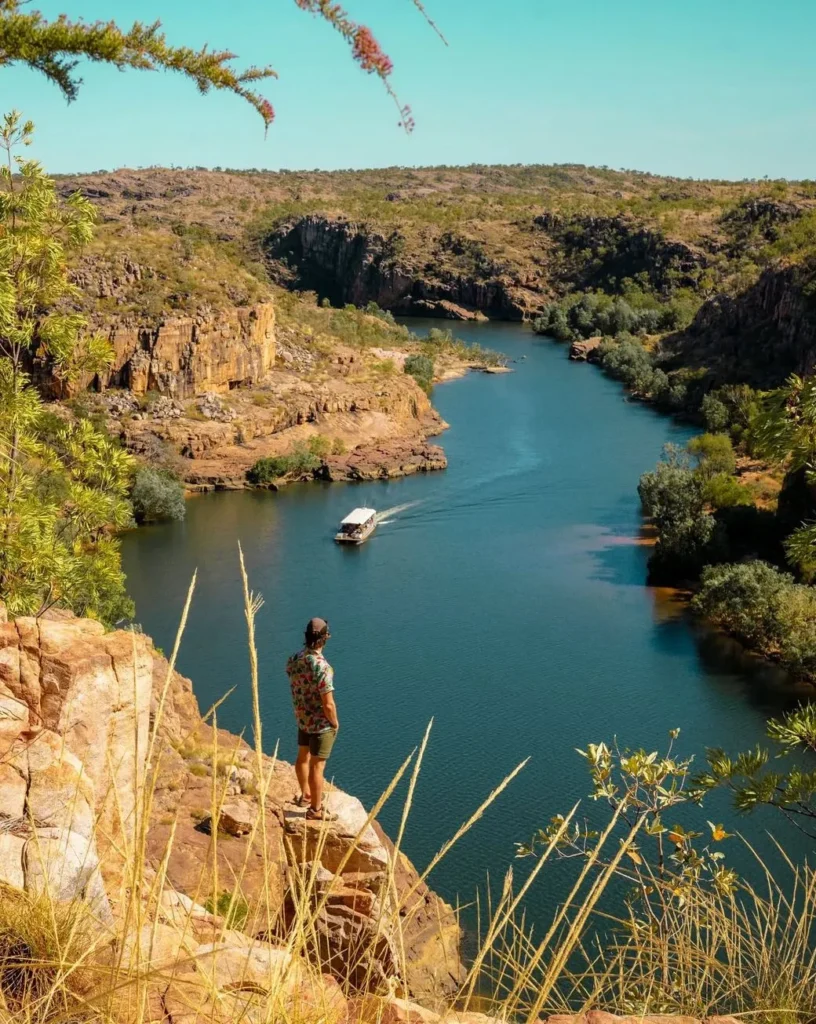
[374,500,423,524]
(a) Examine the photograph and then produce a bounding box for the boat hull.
[334,522,376,545]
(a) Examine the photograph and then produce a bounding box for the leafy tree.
[638,445,723,581]
[692,560,816,676]
[131,467,186,524]
[0,0,435,131]
[0,112,133,622]
[700,392,730,433]
[687,432,737,477]
[404,353,434,393]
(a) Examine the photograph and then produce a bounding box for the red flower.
[352,26,393,77]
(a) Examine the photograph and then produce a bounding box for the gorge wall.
[262,215,541,321]
[664,262,816,387]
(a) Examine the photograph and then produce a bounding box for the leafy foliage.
[749,375,816,576]
[419,326,506,367]
[696,701,816,837]
[532,291,692,343]
[687,432,737,477]
[246,441,322,484]
[0,113,133,623]
[692,560,816,677]
[404,353,434,394]
[0,1,276,126]
[131,467,186,524]
[638,445,723,581]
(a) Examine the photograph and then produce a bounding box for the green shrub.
[688,433,737,477]
[701,392,730,432]
[702,472,754,509]
[693,560,816,675]
[205,889,249,930]
[307,434,332,458]
[533,291,685,342]
[131,467,186,524]
[404,353,434,393]
[247,442,321,484]
[639,446,725,581]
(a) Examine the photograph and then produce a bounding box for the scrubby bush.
[131,467,186,523]
[701,392,730,432]
[693,560,816,675]
[404,353,434,393]
[688,433,737,477]
[639,446,725,581]
[533,291,687,342]
[702,472,754,509]
[247,442,321,484]
[306,434,332,458]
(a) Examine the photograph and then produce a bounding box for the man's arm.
[321,691,339,730]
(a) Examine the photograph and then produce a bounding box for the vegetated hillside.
[54,164,814,317]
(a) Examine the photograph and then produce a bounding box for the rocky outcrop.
[113,352,448,489]
[0,607,464,1012]
[318,440,447,482]
[146,685,464,1002]
[262,215,540,320]
[96,302,275,398]
[0,611,152,908]
[569,336,602,362]
[664,262,816,387]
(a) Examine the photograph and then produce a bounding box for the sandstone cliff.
[0,607,464,1015]
[99,302,276,398]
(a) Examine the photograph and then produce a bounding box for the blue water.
[122,322,811,935]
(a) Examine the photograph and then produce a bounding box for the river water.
[122,321,811,937]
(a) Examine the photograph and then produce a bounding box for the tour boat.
[335,507,377,545]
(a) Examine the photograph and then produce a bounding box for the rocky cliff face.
[664,262,816,387]
[263,216,541,320]
[0,607,464,1011]
[95,302,276,398]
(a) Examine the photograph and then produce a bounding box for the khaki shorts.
[297,728,337,760]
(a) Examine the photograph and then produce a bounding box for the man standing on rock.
[286,617,339,821]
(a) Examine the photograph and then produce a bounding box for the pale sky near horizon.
[2,0,815,180]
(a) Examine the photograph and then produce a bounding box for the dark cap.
[305,617,330,643]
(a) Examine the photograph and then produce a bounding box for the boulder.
[215,798,258,837]
[568,336,603,362]
[351,995,442,1024]
[23,826,111,925]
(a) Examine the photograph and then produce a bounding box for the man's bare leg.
[308,756,327,813]
[295,745,311,801]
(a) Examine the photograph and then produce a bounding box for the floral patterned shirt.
[286,648,335,733]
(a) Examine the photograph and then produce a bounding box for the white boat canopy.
[341,507,376,526]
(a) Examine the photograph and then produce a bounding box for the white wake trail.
[374,500,423,523]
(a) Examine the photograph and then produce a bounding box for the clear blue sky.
[4,0,816,179]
